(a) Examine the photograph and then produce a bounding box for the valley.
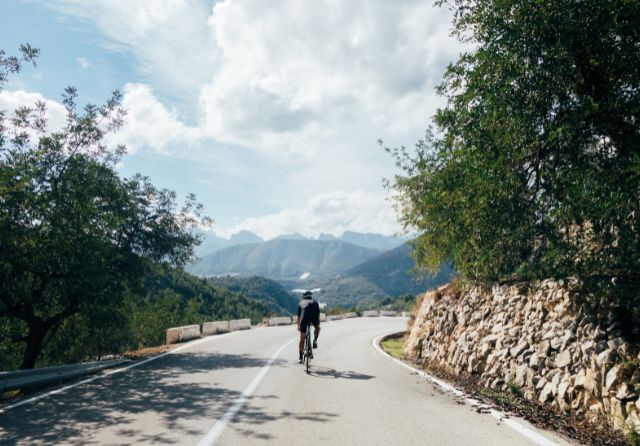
[188,231,454,309]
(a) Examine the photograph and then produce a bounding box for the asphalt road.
[0,318,575,445]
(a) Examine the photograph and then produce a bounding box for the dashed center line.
[196,338,296,446]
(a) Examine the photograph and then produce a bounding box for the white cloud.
[221,190,401,240]
[111,83,201,153]
[76,56,89,69]
[29,1,466,237]
[0,85,201,157]
[0,90,67,133]
[199,0,464,157]
[41,0,218,99]
[41,0,464,159]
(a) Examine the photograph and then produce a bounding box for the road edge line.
[0,332,236,414]
[196,338,296,446]
[372,333,561,446]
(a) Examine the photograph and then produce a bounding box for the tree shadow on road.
[307,366,375,380]
[0,350,337,445]
[231,409,339,440]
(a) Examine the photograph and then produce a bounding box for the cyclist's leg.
[313,323,320,348]
[298,332,305,359]
[298,320,308,361]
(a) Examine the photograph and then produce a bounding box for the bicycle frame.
[303,325,312,373]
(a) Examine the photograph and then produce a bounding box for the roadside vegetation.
[386,0,640,337]
[380,335,405,360]
[0,47,279,371]
[206,276,298,315]
[385,1,640,443]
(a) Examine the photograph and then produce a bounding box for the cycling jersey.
[298,298,320,332]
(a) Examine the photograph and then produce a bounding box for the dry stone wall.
[405,280,640,436]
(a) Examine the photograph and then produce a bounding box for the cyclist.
[297,290,321,363]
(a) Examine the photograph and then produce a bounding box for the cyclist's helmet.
[302,290,313,298]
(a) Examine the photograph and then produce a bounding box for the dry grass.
[122,345,172,360]
[381,335,406,359]
[407,292,428,333]
[0,389,22,402]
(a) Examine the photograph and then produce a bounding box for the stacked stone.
[405,280,640,435]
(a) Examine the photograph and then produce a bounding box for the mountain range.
[188,231,455,309]
[194,230,264,257]
[188,239,382,281]
[193,230,406,257]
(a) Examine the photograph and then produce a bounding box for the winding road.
[0,318,574,445]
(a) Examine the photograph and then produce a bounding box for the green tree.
[388,1,640,285]
[0,47,208,368]
[129,288,183,348]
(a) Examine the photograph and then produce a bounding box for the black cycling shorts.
[299,318,319,333]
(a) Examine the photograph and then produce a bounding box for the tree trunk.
[20,317,47,369]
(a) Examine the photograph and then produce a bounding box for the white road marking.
[372,334,560,446]
[0,332,235,414]
[196,338,296,446]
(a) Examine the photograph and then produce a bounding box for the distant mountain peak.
[229,230,263,244]
[192,229,263,258]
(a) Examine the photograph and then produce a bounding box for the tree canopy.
[388,0,640,286]
[0,46,208,368]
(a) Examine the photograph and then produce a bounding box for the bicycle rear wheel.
[305,329,311,373]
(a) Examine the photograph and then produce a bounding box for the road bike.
[303,325,313,374]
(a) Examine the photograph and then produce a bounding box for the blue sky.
[0,0,464,239]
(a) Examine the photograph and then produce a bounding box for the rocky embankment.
[405,280,640,437]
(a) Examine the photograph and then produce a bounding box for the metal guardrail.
[0,359,130,393]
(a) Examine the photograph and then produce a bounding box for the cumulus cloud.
[0,89,67,133]
[41,0,464,159]
[29,1,466,236]
[199,0,464,157]
[222,190,401,240]
[0,86,202,159]
[111,83,201,153]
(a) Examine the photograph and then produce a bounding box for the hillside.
[188,239,382,280]
[315,244,454,308]
[344,244,454,296]
[189,236,453,310]
[1,267,274,370]
[315,276,389,308]
[139,268,271,325]
[207,275,298,315]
